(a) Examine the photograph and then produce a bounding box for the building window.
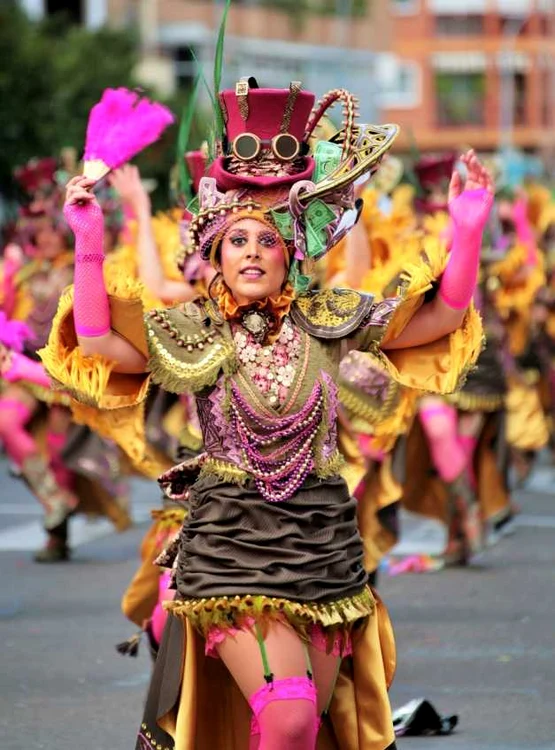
[512,72,527,126]
[435,72,485,126]
[45,0,83,23]
[378,57,421,109]
[435,15,484,35]
[391,0,420,15]
[175,47,198,91]
[541,69,552,127]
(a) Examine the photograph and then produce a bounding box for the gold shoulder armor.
[145,301,236,393]
[290,288,375,339]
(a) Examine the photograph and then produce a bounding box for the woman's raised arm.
[65,175,147,373]
[383,150,494,350]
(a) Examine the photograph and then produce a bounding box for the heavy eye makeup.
[257,230,280,248]
[227,229,248,247]
[226,228,280,249]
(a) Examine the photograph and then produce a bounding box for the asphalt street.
[0,456,553,750]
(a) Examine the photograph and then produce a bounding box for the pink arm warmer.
[512,198,538,266]
[63,202,111,337]
[3,351,51,389]
[2,256,21,320]
[439,188,493,311]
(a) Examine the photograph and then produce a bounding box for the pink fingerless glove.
[2,351,51,389]
[512,198,537,266]
[2,256,21,319]
[439,188,493,311]
[64,201,111,337]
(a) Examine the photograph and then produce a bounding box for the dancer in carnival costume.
[42,80,491,748]
[0,157,131,562]
[488,188,549,483]
[106,160,212,656]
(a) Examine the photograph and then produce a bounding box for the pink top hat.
[208,79,315,191]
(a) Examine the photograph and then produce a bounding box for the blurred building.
[381,0,555,155]
[20,0,395,123]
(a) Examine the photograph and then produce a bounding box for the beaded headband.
[186,84,399,291]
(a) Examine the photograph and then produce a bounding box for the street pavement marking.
[515,515,555,529]
[518,465,555,493]
[0,506,152,551]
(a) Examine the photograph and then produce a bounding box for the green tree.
[0,4,207,215]
[0,4,58,196]
[0,4,138,202]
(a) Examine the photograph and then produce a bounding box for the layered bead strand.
[230,380,324,502]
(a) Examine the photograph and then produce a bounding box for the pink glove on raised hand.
[512,197,537,266]
[439,188,493,310]
[64,201,111,337]
[2,350,51,389]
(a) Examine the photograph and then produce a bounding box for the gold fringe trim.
[446,389,505,413]
[315,449,345,479]
[38,287,116,407]
[165,587,375,641]
[366,387,420,452]
[150,507,187,528]
[338,378,400,425]
[147,328,237,395]
[198,453,345,488]
[380,235,448,346]
[489,243,528,283]
[199,458,249,485]
[15,381,71,407]
[493,264,546,316]
[69,399,171,479]
[105,265,145,301]
[372,303,484,397]
[152,210,184,283]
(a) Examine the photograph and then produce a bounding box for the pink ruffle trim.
[205,619,352,658]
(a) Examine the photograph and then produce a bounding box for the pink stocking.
[0,398,36,465]
[249,677,318,750]
[150,570,174,645]
[46,431,74,491]
[458,434,478,489]
[419,404,466,482]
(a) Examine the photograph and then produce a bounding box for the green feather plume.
[213,0,232,140]
[176,73,201,203]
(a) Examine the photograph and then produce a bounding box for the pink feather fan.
[83,88,175,181]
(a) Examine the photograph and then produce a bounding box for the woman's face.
[219,218,287,305]
[34,219,65,258]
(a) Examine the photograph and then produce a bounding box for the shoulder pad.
[145,301,236,393]
[289,288,375,339]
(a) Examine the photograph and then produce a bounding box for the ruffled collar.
[214,280,295,343]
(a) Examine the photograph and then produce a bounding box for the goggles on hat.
[230,133,301,162]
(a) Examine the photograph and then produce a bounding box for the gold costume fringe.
[165,587,375,644]
[446,389,505,413]
[506,377,550,451]
[380,234,448,344]
[150,507,187,526]
[377,304,483,395]
[198,451,345,488]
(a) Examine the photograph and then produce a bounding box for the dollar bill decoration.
[313,141,342,183]
[270,209,295,240]
[304,200,336,259]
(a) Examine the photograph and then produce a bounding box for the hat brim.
[208,157,315,191]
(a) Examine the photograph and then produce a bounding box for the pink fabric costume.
[63,201,111,337]
[439,187,493,310]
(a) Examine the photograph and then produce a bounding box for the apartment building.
[20,0,395,122]
[381,0,555,154]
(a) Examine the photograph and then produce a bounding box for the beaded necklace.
[233,317,301,408]
[229,378,324,503]
[231,317,323,502]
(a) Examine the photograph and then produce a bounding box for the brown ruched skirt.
[174,473,368,604]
